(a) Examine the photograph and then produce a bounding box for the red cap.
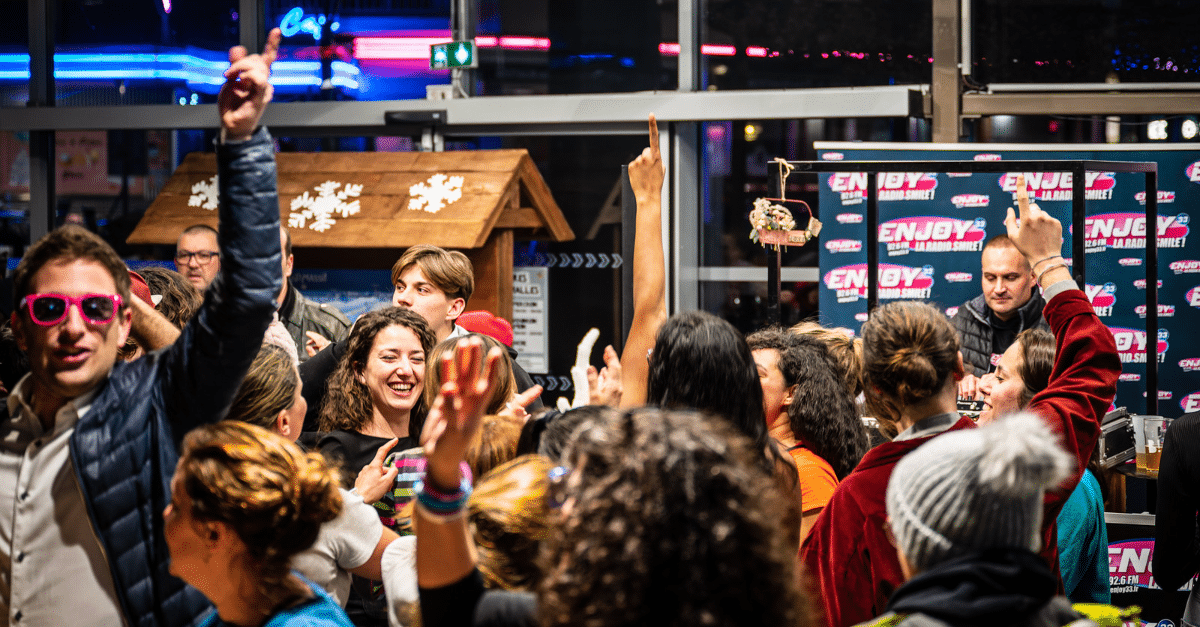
[128,270,154,307]
[456,310,514,347]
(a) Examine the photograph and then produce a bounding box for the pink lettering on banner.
[1184,391,1200,414]
[1119,258,1143,267]
[1186,161,1200,183]
[825,239,863,253]
[1135,190,1175,205]
[944,272,973,283]
[1170,260,1200,274]
[1133,279,1163,290]
[1118,373,1141,382]
[1072,212,1190,253]
[1189,286,1200,308]
[1135,304,1175,318]
[1107,540,1158,591]
[974,154,1002,161]
[827,172,938,205]
[1108,326,1168,364]
[990,353,1002,366]
[950,194,989,208]
[1084,283,1117,317]
[879,216,986,256]
[998,171,1116,202]
[836,213,864,224]
[1178,358,1200,373]
[822,263,935,303]
[944,306,959,317]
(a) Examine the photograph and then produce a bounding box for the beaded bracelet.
[1036,262,1069,286]
[414,463,474,521]
[1031,254,1063,272]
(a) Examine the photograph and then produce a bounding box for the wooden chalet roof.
[128,149,573,248]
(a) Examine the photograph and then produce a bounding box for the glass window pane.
[52,128,182,257]
[0,1,30,108]
[700,0,932,89]
[45,0,238,107]
[972,0,1199,84]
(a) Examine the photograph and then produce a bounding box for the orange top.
[789,445,838,514]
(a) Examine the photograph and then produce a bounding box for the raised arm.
[162,29,284,439]
[1004,175,1118,477]
[416,337,500,587]
[620,114,667,408]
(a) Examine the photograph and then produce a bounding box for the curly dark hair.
[318,307,435,438]
[537,408,808,627]
[747,328,867,480]
[646,311,780,475]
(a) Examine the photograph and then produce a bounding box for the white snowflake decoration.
[407,174,464,214]
[187,175,219,210]
[288,180,364,233]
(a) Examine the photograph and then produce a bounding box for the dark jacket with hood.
[854,549,1095,627]
[951,291,1049,377]
[2,128,281,627]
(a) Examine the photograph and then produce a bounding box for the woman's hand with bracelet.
[422,337,503,492]
[1004,175,1072,287]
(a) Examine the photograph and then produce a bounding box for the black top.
[420,570,537,627]
[313,429,416,489]
[1152,411,1200,591]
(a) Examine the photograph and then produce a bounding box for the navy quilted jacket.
[57,128,280,627]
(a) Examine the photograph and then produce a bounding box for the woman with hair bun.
[165,421,352,626]
[803,178,1120,627]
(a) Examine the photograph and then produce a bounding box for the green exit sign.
[430,41,478,70]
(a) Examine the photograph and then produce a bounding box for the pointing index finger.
[647,113,660,161]
[261,28,282,69]
[1016,174,1029,218]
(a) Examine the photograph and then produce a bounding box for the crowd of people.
[0,26,1180,627]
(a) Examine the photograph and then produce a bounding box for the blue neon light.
[0,52,361,94]
[279,7,327,42]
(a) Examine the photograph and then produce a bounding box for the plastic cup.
[1134,415,1170,475]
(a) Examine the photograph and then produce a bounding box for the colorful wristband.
[414,466,474,520]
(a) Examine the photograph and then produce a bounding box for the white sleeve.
[382,536,419,627]
[331,488,385,570]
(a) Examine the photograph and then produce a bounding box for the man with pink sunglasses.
[1,30,285,627]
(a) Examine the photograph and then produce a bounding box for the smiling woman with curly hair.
[411,337,810,627]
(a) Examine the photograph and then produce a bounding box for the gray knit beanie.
[885,413,1074,573]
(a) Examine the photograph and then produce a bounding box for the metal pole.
[866,172,879,311]
[27,0,55,246]
[1146,169,1158,416]
[1071,166,1086,288]
[931,0,961,143]
[239,0,262,54]
[678,0,701,91]
[451,0,477,97]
